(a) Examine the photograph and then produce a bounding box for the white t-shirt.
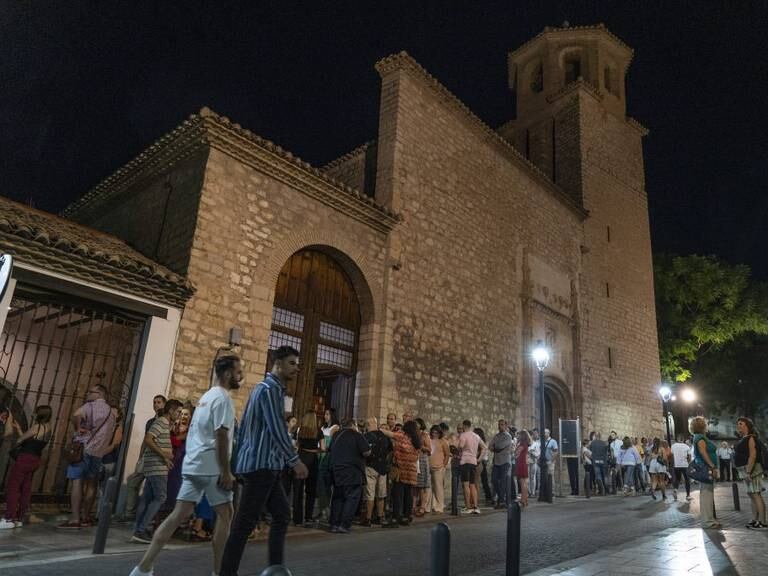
[671,442,691,468]
[183,386,235,476]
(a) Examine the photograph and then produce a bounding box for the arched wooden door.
[268,249,360,420]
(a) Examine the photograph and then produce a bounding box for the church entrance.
[542,379,570,441]
[268,249,360,421]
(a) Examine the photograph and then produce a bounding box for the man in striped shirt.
[221,346,308,576]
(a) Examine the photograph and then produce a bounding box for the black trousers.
[673,467,691,496]
[719,459,731,482]
[391,481,413,521]
[221,470,290,576]
[330,483,362,529]
[292,451,318,524]
[567,458,579,495]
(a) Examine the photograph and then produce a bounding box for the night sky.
[2,1,766,278]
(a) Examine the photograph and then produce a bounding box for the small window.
[607,225,611,243]
[608,347,614,369]
[529,62,543,93]
[565,55,582,85]
[605,282,611,298]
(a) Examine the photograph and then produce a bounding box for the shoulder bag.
[64,404,111,464]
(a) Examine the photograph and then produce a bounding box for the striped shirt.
[143,417,172,477]
[235,372,299,473]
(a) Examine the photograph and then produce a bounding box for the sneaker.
[336,526,351,534]
[330,526,340,533]
[0,519,15,530]
[131,531,153,544]
[686,495,693,501]
[129,567,154,576]
[747,522,767,531]
[13,520,22,528]
[673,489,678,500]
[471,508,481,515]
[460,508,473,515]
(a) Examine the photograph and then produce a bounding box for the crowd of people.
[1,346,767,574]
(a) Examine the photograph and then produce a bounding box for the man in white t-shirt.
[670,437,692,501]
[130,354,242,576]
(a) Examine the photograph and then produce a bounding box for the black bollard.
[93,476,119,554]
[430,522,450,576]
[584,469,592,499]
[260,567,293,576]
[505,501,521,576]
[732,481,741,511]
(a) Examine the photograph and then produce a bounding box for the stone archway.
[543,376,573,440]
[267,246,376,420]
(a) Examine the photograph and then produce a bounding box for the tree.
[654,254,768,383]
[693,333,768,418]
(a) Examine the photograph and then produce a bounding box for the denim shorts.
[66,452,104,480]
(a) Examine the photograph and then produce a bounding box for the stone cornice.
[508,23,634,68]
[322,140,376,172]
[63,109,400,234]
[547,78,604,104]
[375,52,588,221]
[627,117,649,136]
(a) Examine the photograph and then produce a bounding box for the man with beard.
[129,354,242,576]
[221,346,309,575]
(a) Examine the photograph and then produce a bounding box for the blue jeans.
[592,462,607,492]
[134,474,168,534]
[622,465,636,490]
[492,463,511,504]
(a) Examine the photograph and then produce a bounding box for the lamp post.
[533,341,551,503]
[659,385,673,447]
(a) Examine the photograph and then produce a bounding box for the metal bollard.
[430,522,451,576]
[259,567,293,576]
[93,476,119,554]
[732,481,741,511]
[505,501,521,576]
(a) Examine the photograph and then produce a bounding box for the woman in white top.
[648,437,671,501]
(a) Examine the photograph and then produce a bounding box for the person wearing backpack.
[734,417,767,530]
[359,417,393,526]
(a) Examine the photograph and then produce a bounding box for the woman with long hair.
[691,416,720,528]
[317,408,340,523]
[413,418,432,517]
[734,417,767,529]
[516,430,531,507]
[474,428,493,505]
[381,420,421,526]
[294,410,322,526]
[428,425,450,513]
[0,405,52,529]
[648,437,670,501]
[618,436,641,495]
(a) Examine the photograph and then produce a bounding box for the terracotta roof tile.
[0,196,194,307]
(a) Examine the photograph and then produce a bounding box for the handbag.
[689,438,713,483]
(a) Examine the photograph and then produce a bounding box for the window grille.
[316,344,353,370]
[268,330,302,352]
[319,322,355,347]
[272,308,304,333]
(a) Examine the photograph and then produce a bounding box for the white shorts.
[176,474,233,507]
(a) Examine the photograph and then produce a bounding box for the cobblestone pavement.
[1,484,765,575]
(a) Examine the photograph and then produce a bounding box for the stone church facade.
[62,24,662,437]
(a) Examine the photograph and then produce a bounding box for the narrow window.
[608,347,613,369]
[530,61,543,93]
[605,282,610,298]
[525,129,530,159]
[565,55,581,85]
[607,225,611,242]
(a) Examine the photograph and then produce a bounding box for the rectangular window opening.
[607,225,611,243]
[608,346,613,369]
[605,282,611,298]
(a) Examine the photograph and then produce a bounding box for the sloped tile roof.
[0,195,193,307]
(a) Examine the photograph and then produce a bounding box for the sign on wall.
[559,417,580,458]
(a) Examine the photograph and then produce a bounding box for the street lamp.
[659,385,673,448]
[533,340,552,503]
[681,388,696,404]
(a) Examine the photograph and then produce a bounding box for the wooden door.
[269,250,360,418]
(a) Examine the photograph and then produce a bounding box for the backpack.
[366,431,393,475]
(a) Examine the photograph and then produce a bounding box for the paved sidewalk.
[523,527,768,576]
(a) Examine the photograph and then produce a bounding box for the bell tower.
[504,24,662,434]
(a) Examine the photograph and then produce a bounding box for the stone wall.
[80,150,209,276]
[577,94,662,437]
[373,61,584,435]
[171,147,390,412]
